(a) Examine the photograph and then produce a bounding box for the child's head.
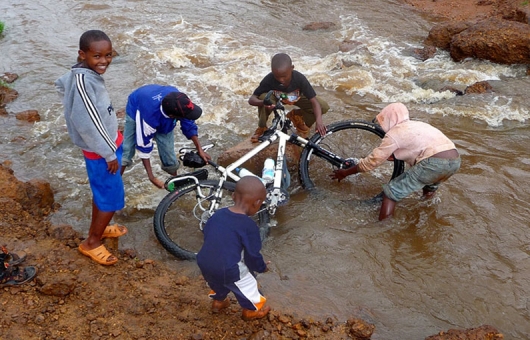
[232,176,267,216]
[161,92,203,120]
[375,102,409,133]
[271,53,294,87]
[78,30,113,75]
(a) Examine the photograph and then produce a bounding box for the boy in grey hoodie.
[55,30,126,265]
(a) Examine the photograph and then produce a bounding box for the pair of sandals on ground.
[78,224,128,265]
[0,245,37,287]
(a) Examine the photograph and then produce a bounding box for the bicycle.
[154,92,405,260]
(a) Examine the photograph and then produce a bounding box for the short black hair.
[271,53,292,70]
[79,30,111,52]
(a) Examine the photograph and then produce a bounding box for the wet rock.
[464,80,494,94]
[37,273,77,297]
[278,314,291,325]
[217,138,301,175]
[1,72,19,83]
[121,248,138,259]
[414,45,437,61]
[425,324,503,340]
[34,314,45,325]
[175,275,190,286]
[0,85,19,104]
[48,224,80,241]
[424,21,473,50]
[439,86,464,96]
[339,39,363,53]
[0,164,31,205]
[450,18,530,64]
[302,22,336,31]
[347,318,375,339]
[26,178,55,213]
[249,329,269,339]
[15,110,40,123]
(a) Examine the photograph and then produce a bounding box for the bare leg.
[80,200,117,262]
[379,194,397,221]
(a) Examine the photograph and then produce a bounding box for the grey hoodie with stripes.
[55,65,118,162]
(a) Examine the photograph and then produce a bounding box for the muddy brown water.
[1,0,529,339]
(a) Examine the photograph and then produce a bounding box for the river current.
[1,1,529,339]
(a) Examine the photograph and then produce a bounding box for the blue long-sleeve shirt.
[197,208,267,284]
[125,84,199,158]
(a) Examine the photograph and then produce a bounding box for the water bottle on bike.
[261,158,275,184]
[236,167,268,186]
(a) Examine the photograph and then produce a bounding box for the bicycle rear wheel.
[153,180,270,260]
[298,120,404,201]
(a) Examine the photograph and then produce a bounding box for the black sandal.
[1,246,27,266]
[0,265,37,287]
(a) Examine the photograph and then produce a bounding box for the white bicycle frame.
[213,127,308,215]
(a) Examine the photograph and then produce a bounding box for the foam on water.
[138,13,530,127]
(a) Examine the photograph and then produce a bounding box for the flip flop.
[101,224,128,239]
[78,244,118,265]
[7,251,27,266]
[1,246,27,266]
[0,265,37,287]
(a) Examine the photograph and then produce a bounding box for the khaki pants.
[256,93,329,128]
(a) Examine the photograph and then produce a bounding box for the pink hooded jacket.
[357,103,456,172]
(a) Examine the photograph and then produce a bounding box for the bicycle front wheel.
[298,120,404,201]
[153,180,270,260]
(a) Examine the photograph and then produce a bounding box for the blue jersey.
[197,208,267,283]
[125,84,198,157]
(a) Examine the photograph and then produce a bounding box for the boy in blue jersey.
[55,30,127,266]
[120,85,211,188]
[248,53,329,142]
[197,176,271,321]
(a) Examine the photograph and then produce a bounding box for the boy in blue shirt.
[120,85,211,188]
[197,177,271,321]
[55,30,126,265]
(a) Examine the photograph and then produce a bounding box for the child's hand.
[263,103,275,111]
[150,177,165,189]
[329,169,348,182]
[107,159,119,174]
[315,121,327,136]
[198,149,211,164]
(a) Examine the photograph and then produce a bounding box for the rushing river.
[1,0,530,339]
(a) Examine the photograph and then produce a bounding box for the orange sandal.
[78,244,118,265]
[101,224,128,239]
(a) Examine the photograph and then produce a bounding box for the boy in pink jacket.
[330,102,461,220]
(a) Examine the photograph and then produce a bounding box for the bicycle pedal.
[164,169,209,192]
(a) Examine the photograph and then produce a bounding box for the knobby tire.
[298,120,405,201]
[153,179,270,260]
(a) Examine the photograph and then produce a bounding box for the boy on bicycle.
[248,53,329,142]
[330,102,461,221]
[197,176,271,321]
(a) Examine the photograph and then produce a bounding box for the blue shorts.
[383,156,461,202]
[85,145,125,212]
